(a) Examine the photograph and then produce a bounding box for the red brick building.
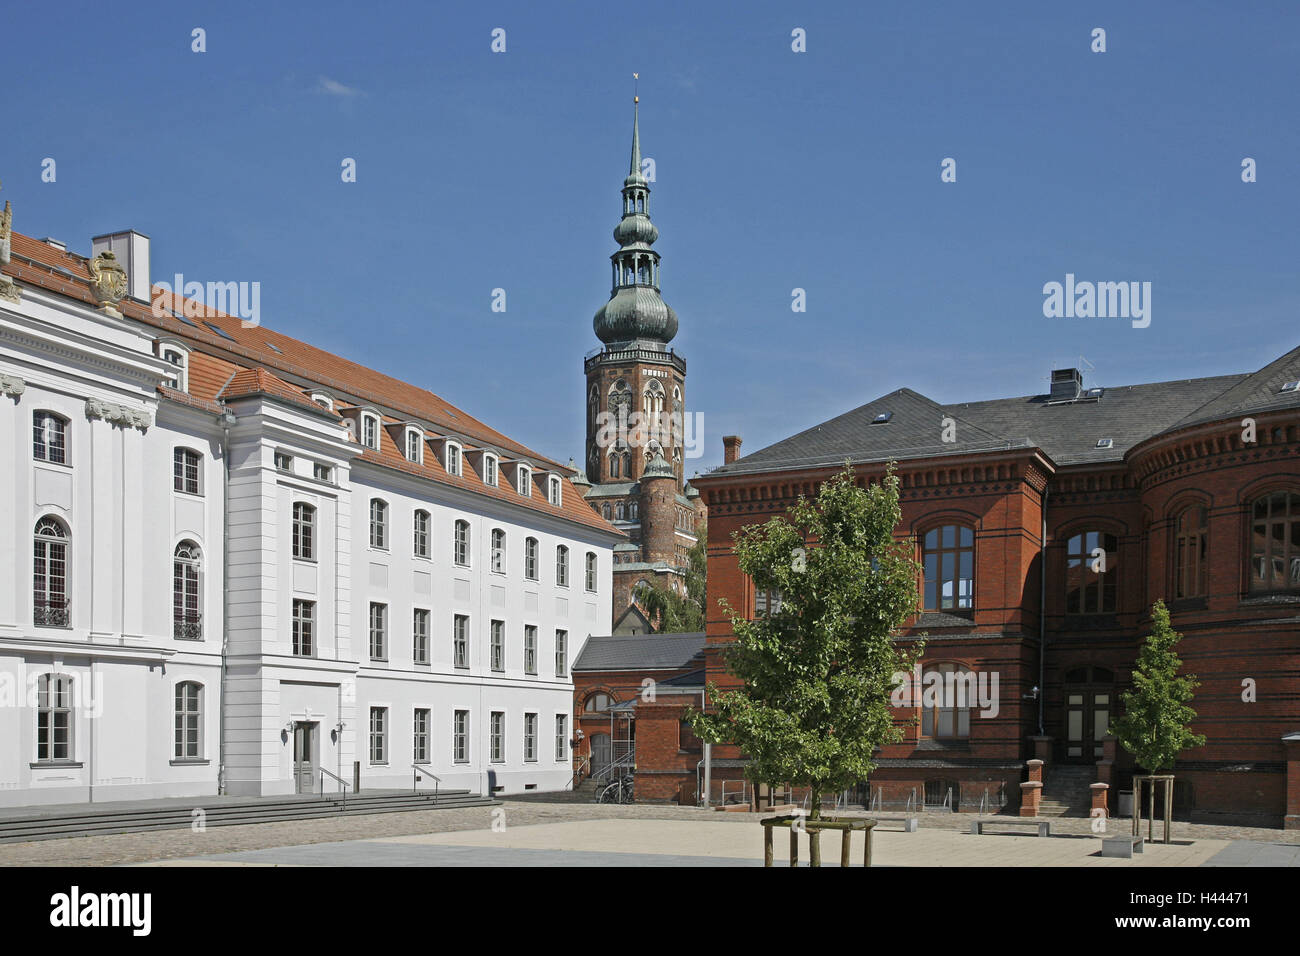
[687,356,1300,827]
[570,632,704,802]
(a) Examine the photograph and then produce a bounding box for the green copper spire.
[593,88,678,347]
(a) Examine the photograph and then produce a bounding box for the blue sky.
[3,0,1298,475]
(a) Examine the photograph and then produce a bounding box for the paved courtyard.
[1,801,1296,867]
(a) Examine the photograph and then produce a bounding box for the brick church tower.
[573,93,705,632]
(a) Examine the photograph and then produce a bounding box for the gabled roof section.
[705,359,1279,478]
[1169,344,1300,430]
[573,632,706,672]
[218,367,340,418]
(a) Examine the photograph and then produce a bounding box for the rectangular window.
[33,412,68,465]
[413,608,430,665]
[275,451,293,473]
[453,614,469,669]
[555,629,567,677]
[36,674,73,761]
[454,521,470,566]
[556,546,569,587]
[554,714,567,761]
[175,683,202,759]
[292,502,315,561]
[413,511,430,558]
[517,467,531,495]
[453,710,469,763]
[491,619,505,672]
[369,707,387,764]
[363,416,378,450]
[490,711,505,762]
[548,477,562,506]
[485,455,498,486]
[413,708,430,764]
[585,553,597,592]
[370,602,387,660]
[525,538,538,580]
[406,430,422,462]
[173,448,201,495]
[446,443,462,476]
[523,713,538,762]
[292,599,314,656]
[313,462,332,482]
[524,625,537,675]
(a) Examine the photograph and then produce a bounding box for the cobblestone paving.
[0,800,1294,867]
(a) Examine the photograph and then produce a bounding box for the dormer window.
[483,453,498,487]
[362,414,380,451]
[446,442,463,477]
[548,475,562,506]
[517,465,532,496]
[159,343,189,391]
[311,392,333,411]
[405,428,423,464]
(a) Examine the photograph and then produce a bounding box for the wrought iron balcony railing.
[174,614,203,640]
[34,599,70,628]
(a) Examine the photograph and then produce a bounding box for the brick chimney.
[723,435,742,464]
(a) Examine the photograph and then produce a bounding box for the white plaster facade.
[0,256,615,808]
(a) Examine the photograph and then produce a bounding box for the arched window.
[602,503,611,520]
[35,673,73,761]
[621,452,632,476]
[173,541,202,639]
[369,499,388,550]
[517,465,532,496]
[1250,492,1300,592]
[33,411,68,465]
[413,510,430,559]
[491,528,506,573]
[292,503,315,561]
[584,692,615,713]
[556,545,570,587]
[454,519,471,567]
[1173,505,1208,598]
[1066,530,1118,613]
[405,428,423,464]
[585,552,598,592]
[445,441,462,476]
[173,447,202,495]
[483,453,499,486]
[361,414,380,450]
[33,517,69,627]
[525,537,539,581]
[921,662,973,740]
[616,501,626,521]
[629,501,638,520]
[174,681,203,759]
[609,453,621,479]
[921,525,974,611]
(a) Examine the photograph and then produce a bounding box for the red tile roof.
[2,231,620,538]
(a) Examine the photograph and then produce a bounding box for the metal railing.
[569,754,590,790]
[591,747,635,785]
[173,613,202,640]
[411,765,441,801]
[319,767,350,809]
[34,599,70,628]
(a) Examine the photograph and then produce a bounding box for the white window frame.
[490,711,505,763]
[517,465,532,496]
[173,447,202,496]
[174,681,203,760]
[523,713,538,763]
[311,391,334,411]
[453,710,470,763]
[453,614,469,669]
[413,708,430,764]
[313,462,332,483]
[555,629,567,677]
[453,519,470,567]
[548,475,562,506]
[491,528,506,574]
[33,411,70,466]
[445,441,463,476]
[362,413,380,450]
[490,619,505,672]
[159,341,190,392]
[35,673,74,762]
[585,552,597,593]
[556,545,569,588]
[292,599,315,656]
[413,608,430,665]
[370,499,388,550]
[369,602,387,661]
[555,714,567,762]
[369,707,387,764]
[483,453,499,486]
[292,502,315,561]
[524,625,537,675]
[524,537,539,581]
[405,427,424,464]
[413,509,431,559]
[274,451,293,473]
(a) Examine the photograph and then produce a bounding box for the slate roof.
[573,632,706,672]
[707,347,1300,479]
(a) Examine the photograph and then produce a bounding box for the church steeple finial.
[592,81,678,348]
[629,73,642,179]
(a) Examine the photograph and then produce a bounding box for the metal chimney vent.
[1049,368,1084,403]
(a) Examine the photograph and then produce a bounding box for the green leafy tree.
[1110,600,1207,773]
[690,466,922,819]
[633,520,707,633]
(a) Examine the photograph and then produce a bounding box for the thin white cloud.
[316,76,363,98]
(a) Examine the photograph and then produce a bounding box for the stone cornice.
[0,373,24,397]
[86,397,152,431]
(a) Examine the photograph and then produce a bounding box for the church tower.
[578,92,704,633]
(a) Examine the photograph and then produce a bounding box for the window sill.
[31,761,82,769]
[1240,592,1300,606]
[173,489,204,499]
[170,758,210,766]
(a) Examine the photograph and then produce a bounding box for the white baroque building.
[0,220,619,807]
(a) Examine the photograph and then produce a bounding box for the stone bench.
[1101,834,1145,858]
[970,818,1051,837]
[871,815,919,832]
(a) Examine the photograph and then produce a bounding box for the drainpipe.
[1038,489,1047,736]
[217,406,235,794]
